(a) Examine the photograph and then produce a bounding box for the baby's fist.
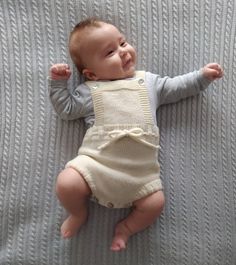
[202,63,223,81]
[50,63,71,80]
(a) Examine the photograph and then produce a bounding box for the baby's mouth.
[123,58,133,69]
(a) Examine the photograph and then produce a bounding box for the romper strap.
[134,70,145,80]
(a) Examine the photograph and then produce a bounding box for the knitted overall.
[66,71,162,208]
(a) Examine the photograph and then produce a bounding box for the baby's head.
[69,18,136,80]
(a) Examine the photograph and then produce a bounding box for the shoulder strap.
[85,80,98,90]
[134,70,146,79]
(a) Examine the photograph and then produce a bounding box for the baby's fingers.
[204,63,223,80]
[50,64,71,80]
[51,64,69,74]
[207,63,223,74]
[205,62,220,70]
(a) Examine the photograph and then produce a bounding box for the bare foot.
[110,221,132,251]
[61,213,87,238]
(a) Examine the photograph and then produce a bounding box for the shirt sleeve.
[48,78,93,121]
[146,70,212,109]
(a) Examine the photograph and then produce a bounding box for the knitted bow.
[98,128,160,150]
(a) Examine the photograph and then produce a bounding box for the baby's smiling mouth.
[123,58,132,69]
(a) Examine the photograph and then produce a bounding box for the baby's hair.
[69,17,107,73]
[72,17,104,32]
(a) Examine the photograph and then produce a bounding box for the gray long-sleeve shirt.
[48,71,211,127]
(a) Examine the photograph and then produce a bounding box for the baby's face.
[79,23,136,80]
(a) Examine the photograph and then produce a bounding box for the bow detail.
[98,128,160,150]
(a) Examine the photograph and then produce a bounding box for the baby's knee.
[155,191,165,212]
[56,167,89,197]
[151,191,165,214]
[135,190,165,213]
[56,168,76,195]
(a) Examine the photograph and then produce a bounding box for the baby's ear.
[82,69,98,80]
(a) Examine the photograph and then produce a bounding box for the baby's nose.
[119,48,127,57]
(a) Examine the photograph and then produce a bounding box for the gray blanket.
[1,0,235,264]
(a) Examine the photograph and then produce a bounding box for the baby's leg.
[56,167,91,238]
[111,190,165,251]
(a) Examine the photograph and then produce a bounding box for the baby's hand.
[50,63,71,80]
[201,63,223,81]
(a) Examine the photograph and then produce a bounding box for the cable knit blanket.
[1,0,235,264]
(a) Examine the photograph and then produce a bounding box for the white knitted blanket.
[1,0,235,264]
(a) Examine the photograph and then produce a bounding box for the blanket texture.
[1,0,236,264]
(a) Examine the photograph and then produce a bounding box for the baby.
[48,18,223,251]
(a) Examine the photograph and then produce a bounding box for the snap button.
[138,78,144,85]
[107,202,114,208]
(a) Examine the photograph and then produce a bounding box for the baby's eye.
[106,50,114,56]
[121,41,127,47]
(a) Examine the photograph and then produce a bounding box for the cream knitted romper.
[66,71,162,208]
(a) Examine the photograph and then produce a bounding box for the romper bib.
[66,71,162,208]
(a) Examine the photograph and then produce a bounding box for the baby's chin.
[111,65,136,80]
[124,72,135,79]
[98,68,136,81]
[121,68,136,79]
[110,73,135,81]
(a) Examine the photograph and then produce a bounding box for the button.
[138,78,144,85]
[107,202,114,208]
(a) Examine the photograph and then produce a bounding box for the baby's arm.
[48,64,87,120]
[154,63,223,107]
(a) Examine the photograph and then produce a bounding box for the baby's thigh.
[134,190,165,213]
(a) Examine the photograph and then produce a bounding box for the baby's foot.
[61,214,87,238]
[110,221,132,251]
